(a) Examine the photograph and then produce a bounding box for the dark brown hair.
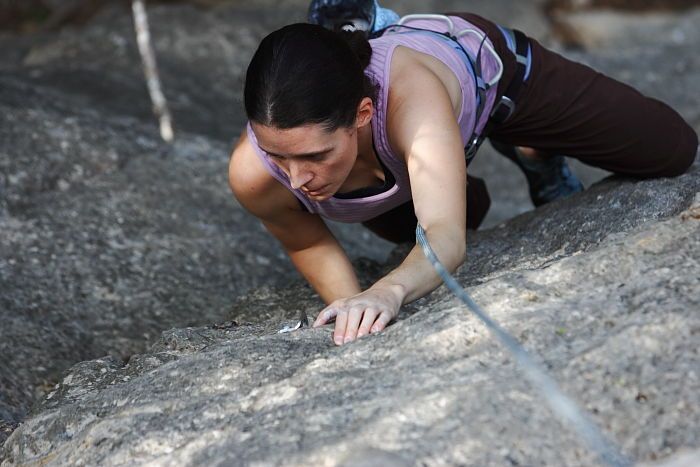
[244,23,376,131]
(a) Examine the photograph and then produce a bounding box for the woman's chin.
[308,192,332,201]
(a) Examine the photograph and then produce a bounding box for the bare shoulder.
[385,47,462,157]
[388,46,439,97]
[389,45,460,99]
[228,128,299,220]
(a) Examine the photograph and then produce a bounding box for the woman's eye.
[267,153,326,162]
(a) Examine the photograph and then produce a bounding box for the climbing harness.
[467,25,531,162]
[416,224,632,467]
[379,14,531,165]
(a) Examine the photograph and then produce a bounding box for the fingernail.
[357,332,366,338]
[343,337,354,344]
[334,337,343,345]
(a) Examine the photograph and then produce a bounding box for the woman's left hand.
[313,285,403,345]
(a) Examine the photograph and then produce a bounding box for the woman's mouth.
[305,184,329,196]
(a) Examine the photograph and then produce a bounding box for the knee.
[664,127,698,177]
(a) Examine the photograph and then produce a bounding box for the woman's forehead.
[251,122,341,155]
[251,121,327,136]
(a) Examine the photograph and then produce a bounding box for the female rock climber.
[228,2,698,346]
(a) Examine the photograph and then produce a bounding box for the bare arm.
[373,61,468,304]
[228,129,361,304]
[315,55,468,344]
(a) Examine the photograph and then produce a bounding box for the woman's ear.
[355,97,374,128]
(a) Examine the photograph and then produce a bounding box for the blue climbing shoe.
[307,0,399,36]
[491,141,584,207]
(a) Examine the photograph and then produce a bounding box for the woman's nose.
[289,162,313,190]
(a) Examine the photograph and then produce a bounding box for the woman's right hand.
[313,283,403,345]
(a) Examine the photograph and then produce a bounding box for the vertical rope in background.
[132,0,174,142]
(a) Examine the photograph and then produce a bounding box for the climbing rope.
[416,224,632,467]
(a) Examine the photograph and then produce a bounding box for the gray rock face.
[0,1,389,441]
[1,0,698,461]
[0,75,295,434]
[2,168,698,466]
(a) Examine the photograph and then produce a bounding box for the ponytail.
[337,26,375,103]
[337,27,372,69]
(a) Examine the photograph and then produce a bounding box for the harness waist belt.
[465,26,531,164]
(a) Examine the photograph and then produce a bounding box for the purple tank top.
[247,15,501,223]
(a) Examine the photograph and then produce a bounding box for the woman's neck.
[337,123,386,193]
[356,122,378,168]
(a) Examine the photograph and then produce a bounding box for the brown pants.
[363,12,698,244]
